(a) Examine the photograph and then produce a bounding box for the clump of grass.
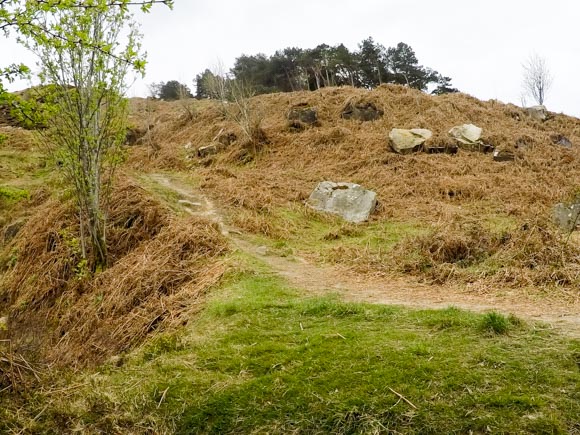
[479,311,522,335]
[301,298,366,317]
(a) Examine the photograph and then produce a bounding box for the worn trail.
[142,173,580,338]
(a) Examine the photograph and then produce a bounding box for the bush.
[150,80,192,101]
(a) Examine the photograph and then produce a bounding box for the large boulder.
[389,128,432,154]
[554,201,580,232]
[341,102,383,121]
[525,105,548,122]
[307,181,377,223]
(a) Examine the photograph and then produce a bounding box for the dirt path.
[142,173,580,338]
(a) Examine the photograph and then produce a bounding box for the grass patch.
[0,185,30,204]
[237,205,429,267]
[480,311,521,335]
[3,268,578,434]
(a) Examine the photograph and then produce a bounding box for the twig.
[157,387,169,409]
[388,387,417,409]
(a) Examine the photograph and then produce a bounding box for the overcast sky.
[2,0,579,116]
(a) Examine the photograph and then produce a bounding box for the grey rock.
[554,202,580,232]
[493,150,515,162]
[197,143,221,158]
[550,134,573,148]
[3,220,24,243]
[525,105,548,122]
[307,181,377,223]
[389,128,432,154]
[341,102,383,121]
[288,104,318,125]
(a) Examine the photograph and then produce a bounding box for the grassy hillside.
[129,85,580,293]
[1,85,579,433]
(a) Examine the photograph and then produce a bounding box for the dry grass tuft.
[51,218,228,366]
[0,126,40,150]
[393,219,580,288]
[0,178,229,367]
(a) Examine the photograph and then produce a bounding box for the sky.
[2,0,579,116]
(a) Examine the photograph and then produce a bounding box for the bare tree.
[522,54,553,106]
[206,62,264,150]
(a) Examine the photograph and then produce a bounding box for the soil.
[143,173,580,338]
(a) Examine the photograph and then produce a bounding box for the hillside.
[129,85,580,293]
[1,85,579,433]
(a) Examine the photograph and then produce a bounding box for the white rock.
[525,105,548,122]
[449,124,483,145]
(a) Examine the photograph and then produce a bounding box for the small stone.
[197,143,221,158]
[493,150,515,162]
[0,317,7,332]
[288,104,318,125]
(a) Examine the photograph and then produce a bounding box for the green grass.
[3,262,578,434]
[245,205,429,263]
[0,185,30,203]
[0,147,55,227]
